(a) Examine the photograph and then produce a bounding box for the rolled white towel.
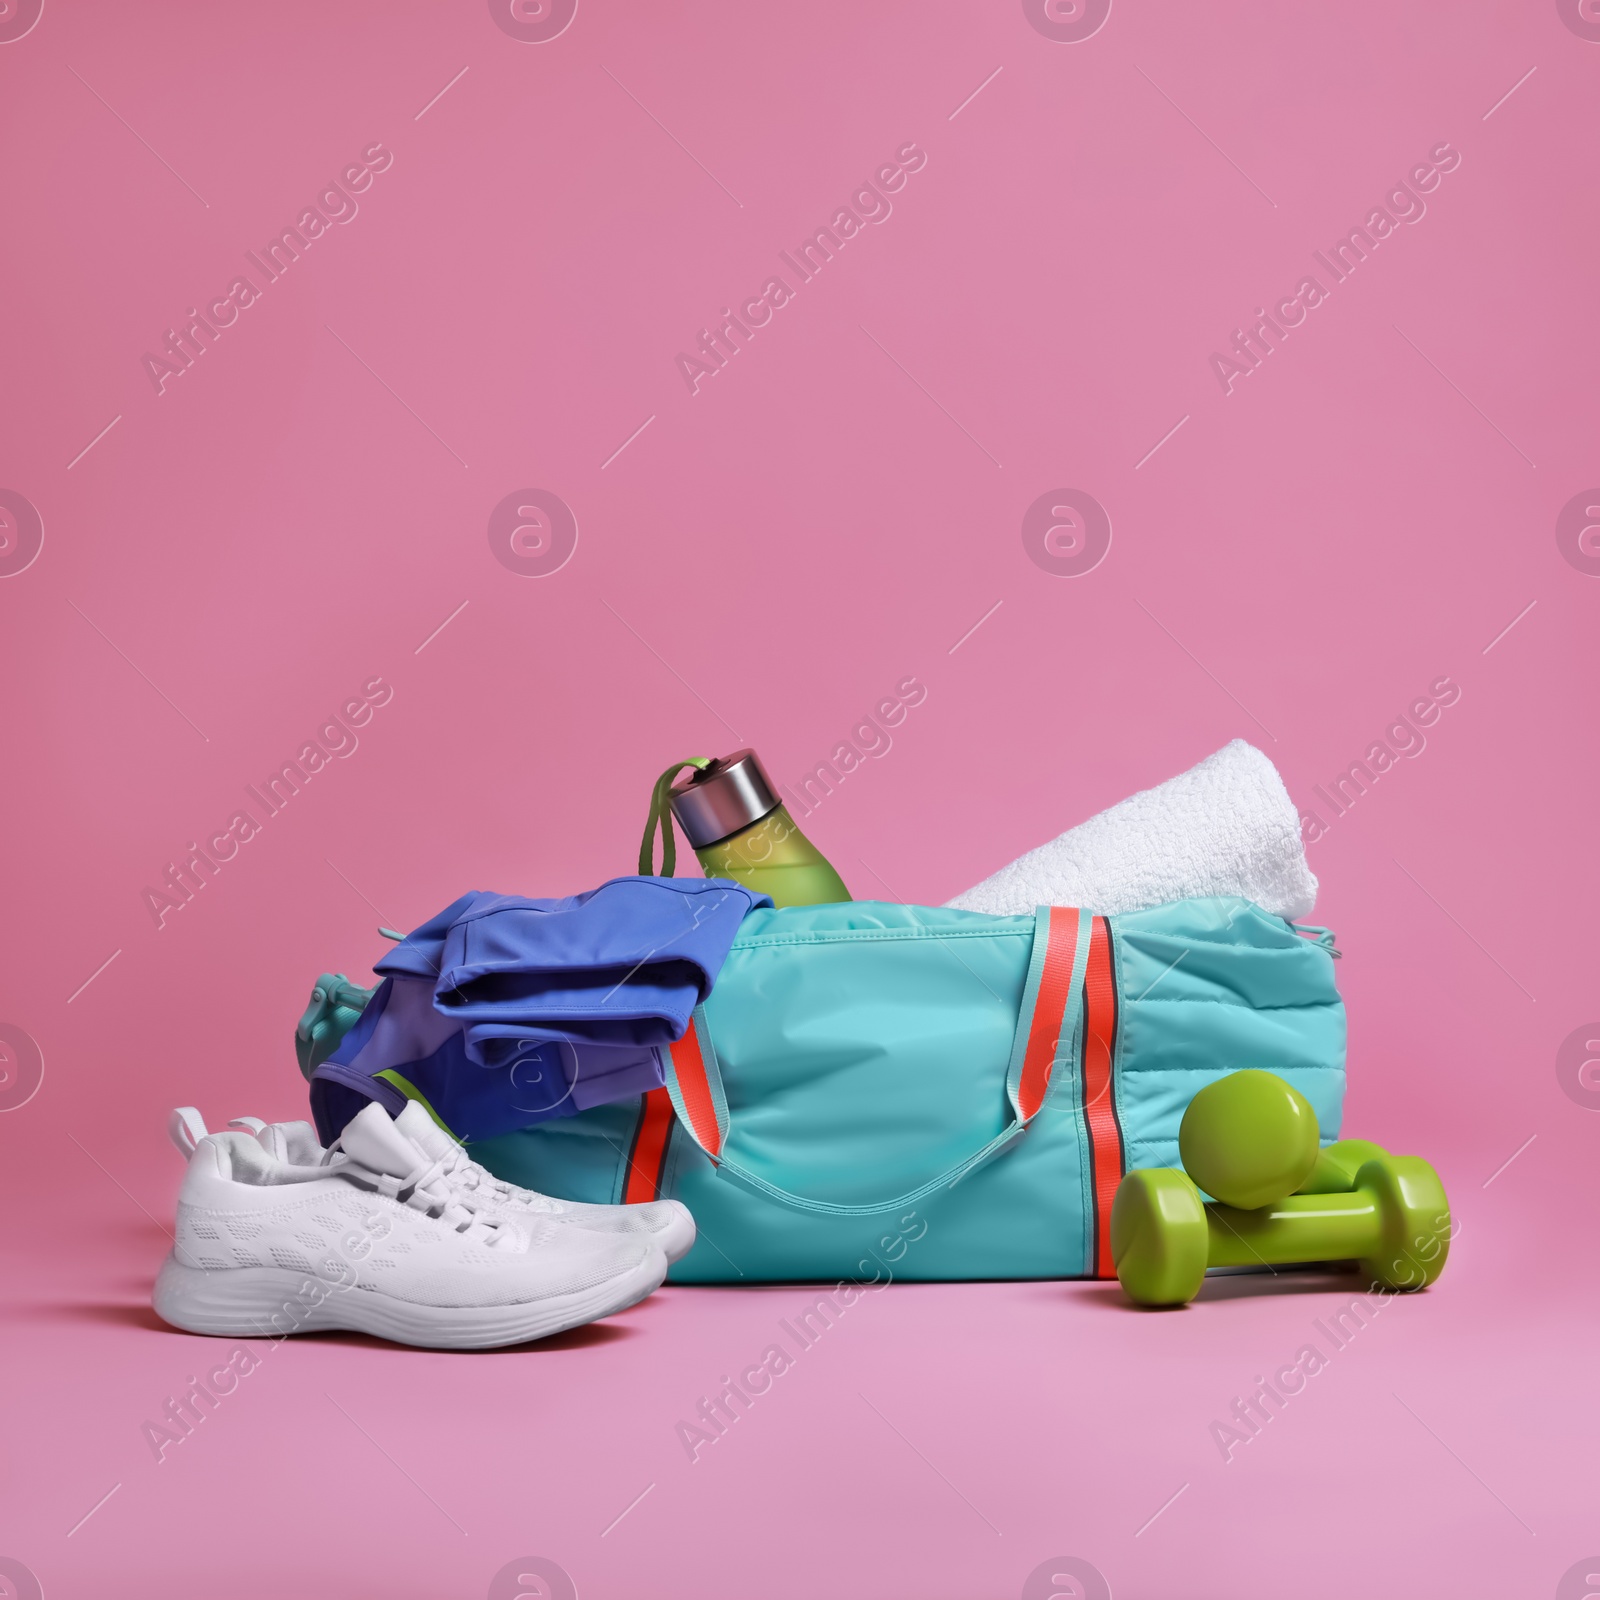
[945,739,1317,921]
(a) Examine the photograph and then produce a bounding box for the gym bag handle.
[659,906,1094,1217]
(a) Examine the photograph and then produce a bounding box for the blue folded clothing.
[309,876,769,1142]
[375,876,769,1061]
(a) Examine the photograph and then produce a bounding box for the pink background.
[2,0,1597,1595]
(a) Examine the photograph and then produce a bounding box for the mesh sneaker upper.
[182,1101,694,1259]
[173,1132,654,1309]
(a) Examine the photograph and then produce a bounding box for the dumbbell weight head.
[1179,1069,1322,1209]
[1352,1156,1451,1291]
[1109,1167,1209,1307]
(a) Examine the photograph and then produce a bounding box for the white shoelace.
[333,1144,519,1246]
[419,1142,565,1215]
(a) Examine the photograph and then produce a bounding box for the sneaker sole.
[152,1249,668,1351]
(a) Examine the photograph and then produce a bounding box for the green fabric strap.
[639,758,711,877]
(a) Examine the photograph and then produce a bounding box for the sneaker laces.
[419,1142,565,1215]
[332,1143,519,1246]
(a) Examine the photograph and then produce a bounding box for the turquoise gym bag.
[470,896,1345,1283]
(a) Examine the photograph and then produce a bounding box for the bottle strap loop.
[639,759,712,877]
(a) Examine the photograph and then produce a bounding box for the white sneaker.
[169,1102,698,1264]
[390,1102,699,1263]
[154,1104,668,1350]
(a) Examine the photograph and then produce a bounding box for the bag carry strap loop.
[659,906,1093,1218]
[1005,906,1093,1123]
[660,1008,729,1161]
[1080,916,1126,1278]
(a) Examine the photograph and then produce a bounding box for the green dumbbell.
[1110,1157,1452,1306]
[1178,1069,1390,1202]
[1178,1069,1323,1208]
[1110,1071,1452,1306]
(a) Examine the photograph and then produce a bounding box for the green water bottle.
[639,750,850,908]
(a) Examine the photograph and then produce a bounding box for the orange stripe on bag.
[1082,916,1126,1277]
[1017,906,1083,1121]
[623,1088,674,1203]
[668,1022,724,1160]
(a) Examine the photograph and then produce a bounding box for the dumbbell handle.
[1208,1153,1449,1290]
[1208,1188,1382,1268]
[1295,1138,1388,1195]
[1201,1134,1402,1267]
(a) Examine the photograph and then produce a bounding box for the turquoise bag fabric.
[470,896,1345,1283]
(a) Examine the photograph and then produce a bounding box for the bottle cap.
[669,749,780,847]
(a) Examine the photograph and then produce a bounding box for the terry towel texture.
[946,740,1317,921]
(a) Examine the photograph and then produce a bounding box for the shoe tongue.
[276,1121,329,1165]
[340,1102,427,1178]
[394,1099,456,1162]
